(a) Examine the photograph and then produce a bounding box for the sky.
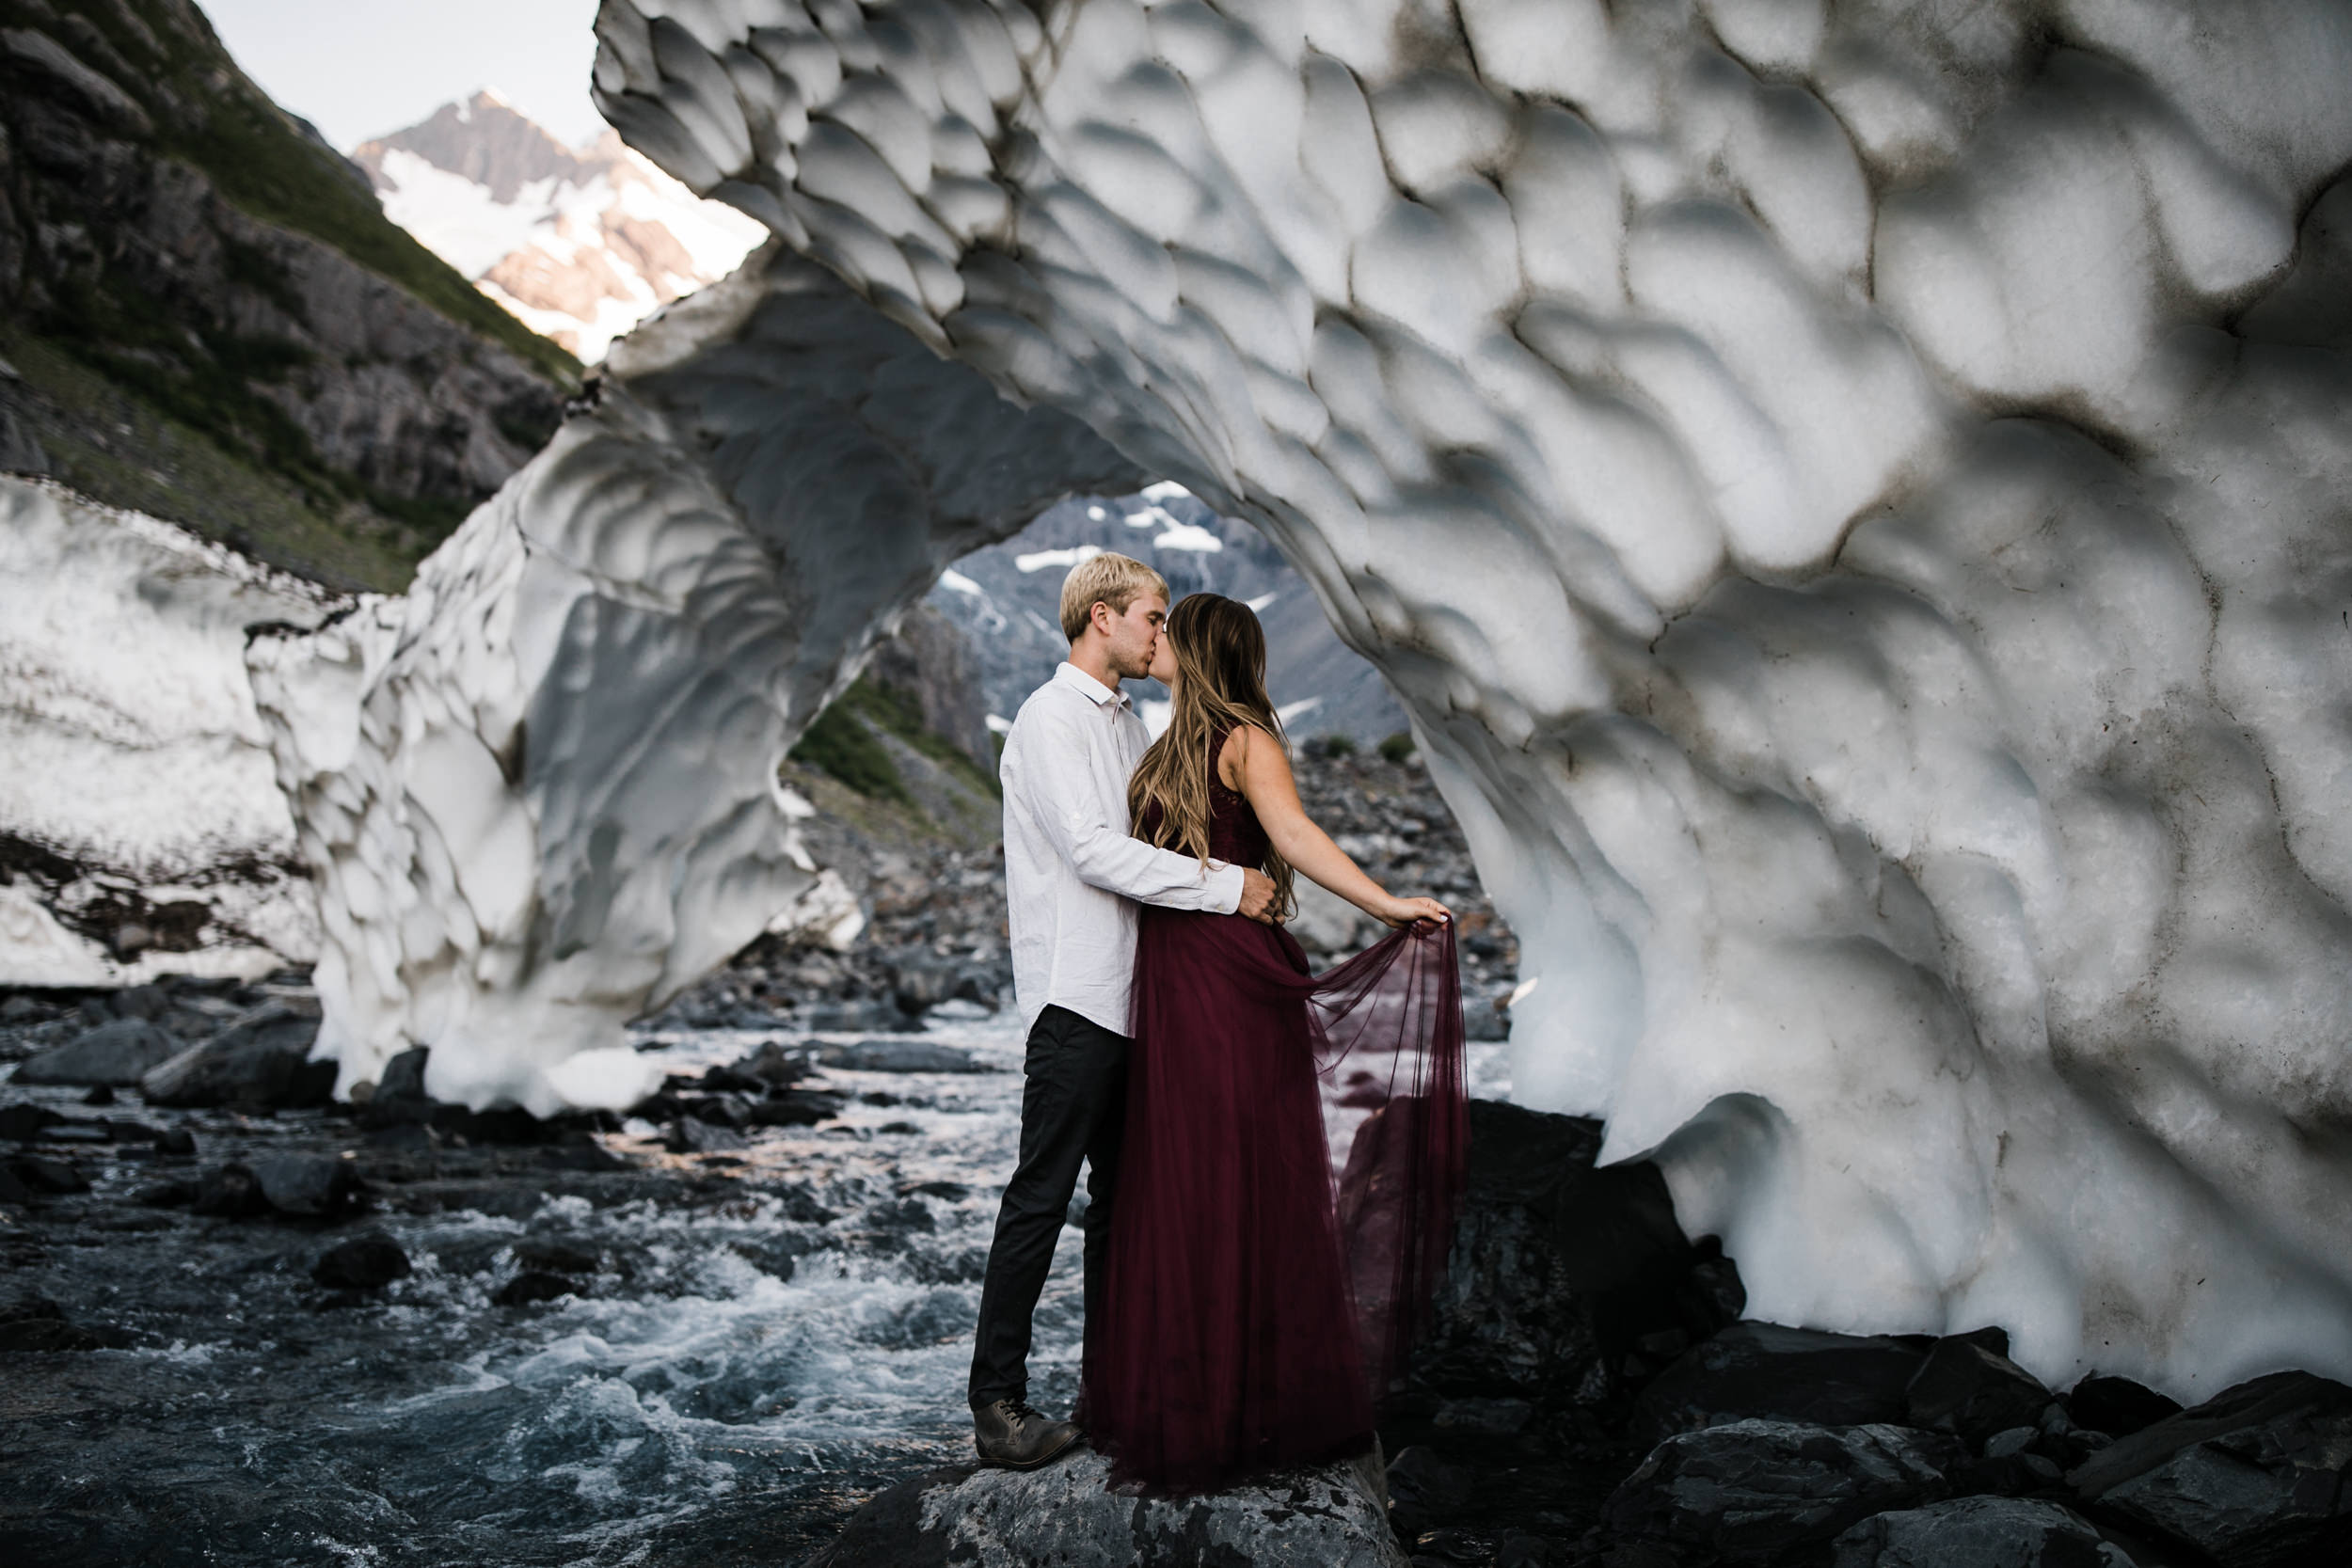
[200,0,608,151]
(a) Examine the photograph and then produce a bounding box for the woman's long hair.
[1129,594,1296,919]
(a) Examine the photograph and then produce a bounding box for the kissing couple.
[966,550,1470,1496]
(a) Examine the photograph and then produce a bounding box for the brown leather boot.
[971,1396,1081,1470]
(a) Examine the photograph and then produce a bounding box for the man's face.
[1101,592,1168,681]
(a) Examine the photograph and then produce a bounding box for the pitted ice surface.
[264,0,2352,1401]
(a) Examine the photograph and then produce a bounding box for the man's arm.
[1015,704,1246,913]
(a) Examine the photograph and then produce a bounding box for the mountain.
[926,486,1408,748]
[353,92,767,363]
[0,0,578,590]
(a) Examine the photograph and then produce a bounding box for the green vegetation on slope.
[0,328,437,588]
[16,0,579,387]
[789,677,1003,845]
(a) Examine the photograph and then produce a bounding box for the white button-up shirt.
[1000,662,1244,1035]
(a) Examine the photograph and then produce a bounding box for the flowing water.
[3,1015,1510,1566]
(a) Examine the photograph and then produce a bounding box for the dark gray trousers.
[967,1003,1129,1405]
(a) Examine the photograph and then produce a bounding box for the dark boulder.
[358,1047,433,1128]
[494,1271,580,1307]
[249,1153,363,1218]
[805,1449,1403,1566]
[1832,1497,2131,1567]
[2071,1370,2352,1567]
[0,1293,132,1351]
[2068,1374,2182,1438]
[432,1103,562,1145]
[1410,1101,1743,1415]
[190,1163,272,1217]
[1606,1419,1963,1563]
[6,1154,89,1194]
[1631,1322,1930,1447]
[14,1018,183,1085]
[310,1233,411,1290]
[882,948,965,1015]
[746,1089,847,1127]
[667,1116,747,1154]
[514,1241,600,1275]
[0,1294,133,1353]
[140,1005,334,1109]
[1386,1445,1476,1541]
[0,1101,62,1142]
[0,1164,30,1206]
[1905,1332,2056,1442]
[732,1039,813,1087]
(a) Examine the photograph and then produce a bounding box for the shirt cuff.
[1206,861,1245,914]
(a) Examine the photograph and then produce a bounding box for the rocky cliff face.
[0,0,577,589]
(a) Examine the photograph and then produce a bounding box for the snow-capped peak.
[352,92,765,363]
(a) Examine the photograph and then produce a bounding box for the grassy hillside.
[0,0,580,588]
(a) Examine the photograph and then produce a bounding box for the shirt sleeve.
[1016,702,1245,914]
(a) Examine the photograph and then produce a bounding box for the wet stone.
[1905,1332,2055,1443]
[1630,1322,1931,1447]
[1388,1446,1477,1541]
[249,1152,363,1218]
[14,1017,183,1085]
[0,1101,62,1142]
[2071,1370,2352,1568]
[494,1271,581,1307]
[6,1154,89,1194]
[1832,1497,2130,1567]
[806,1449,1405,1567]
[140,1004,333,1110]
[2067,1374,2183,1439]
[1605,1419,1964,1563]
[310,1232,412,1290]
[668,1115,747,1154]
[190,1163,272,1217]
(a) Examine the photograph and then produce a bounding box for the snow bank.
[562,0,2352,1395]
[247,245,1137,1115]
[0,477,343,985]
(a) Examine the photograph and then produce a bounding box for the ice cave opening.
[105,0,2352,1407]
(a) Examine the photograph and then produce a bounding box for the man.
[968,551,1279,1469]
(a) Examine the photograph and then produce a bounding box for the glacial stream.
[3,1012,1510,1566]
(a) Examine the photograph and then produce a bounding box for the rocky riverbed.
[8,741,2344,1567]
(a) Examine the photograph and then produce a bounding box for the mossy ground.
[2,327,434,591]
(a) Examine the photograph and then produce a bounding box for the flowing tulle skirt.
[1081,910,1467,1495]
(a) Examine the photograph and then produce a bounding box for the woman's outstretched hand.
[1378,895,1452,928]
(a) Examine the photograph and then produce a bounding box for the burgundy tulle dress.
[1080,741,1469,1495]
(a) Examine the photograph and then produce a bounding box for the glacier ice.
[557,0,2352,1396]
[0,478,342,985]
[257,0,2352,1396]
[247,245,1138,1115]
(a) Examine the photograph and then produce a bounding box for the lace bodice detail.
[1205,729,1269,870]
[1134,725,1268,875]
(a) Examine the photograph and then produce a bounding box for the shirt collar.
[1054,660,1132,710]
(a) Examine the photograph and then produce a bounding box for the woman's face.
[1148,622,1179,687]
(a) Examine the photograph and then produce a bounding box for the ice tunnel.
[255,0,2352,1402]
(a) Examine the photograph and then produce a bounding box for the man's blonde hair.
[1059,551,1168,641]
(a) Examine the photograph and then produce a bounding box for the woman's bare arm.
[1225,726,1449,927]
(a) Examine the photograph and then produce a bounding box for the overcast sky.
[201,0,608,150]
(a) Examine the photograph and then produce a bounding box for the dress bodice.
[1205,729,1269,870]
[1136,724,1268,875]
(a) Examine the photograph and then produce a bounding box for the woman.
[1079,592,1470,1495]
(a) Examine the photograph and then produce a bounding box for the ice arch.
[249,246,1139,1113]
[263,0,2352,1398]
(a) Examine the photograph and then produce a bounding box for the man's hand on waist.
[1237,868,1279,925]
